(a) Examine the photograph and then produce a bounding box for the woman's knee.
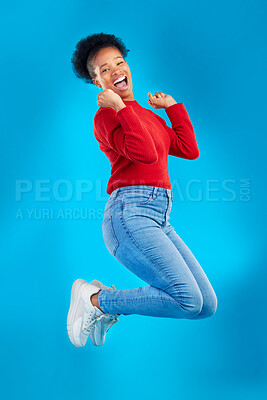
[192,292,218,319]
[205,292,218,317]
[170,285,204,318]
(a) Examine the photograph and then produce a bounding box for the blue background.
[1,0,266,399]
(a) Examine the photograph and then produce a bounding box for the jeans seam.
[101,297,180,304]
[122,192,154,207]
[121,206,184,302]
[104,199,122,215]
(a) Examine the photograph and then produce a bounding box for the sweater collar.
[122,99,138,105]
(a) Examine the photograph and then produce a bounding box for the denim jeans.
[98,185,217,319]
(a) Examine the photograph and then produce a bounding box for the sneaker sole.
[67,279,93,347]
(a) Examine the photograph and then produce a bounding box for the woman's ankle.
[91,292,104,313]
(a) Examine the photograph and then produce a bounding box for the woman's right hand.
[97,89,125,112]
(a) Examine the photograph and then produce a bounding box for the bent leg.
[163,224,218,319]
[99,212,203,319]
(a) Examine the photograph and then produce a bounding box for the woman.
[67,32,217,348]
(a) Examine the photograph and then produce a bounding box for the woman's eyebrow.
[100,56,123,70]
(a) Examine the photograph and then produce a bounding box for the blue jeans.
[98,185,217,319]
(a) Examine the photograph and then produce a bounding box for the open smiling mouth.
[113,76,129,91]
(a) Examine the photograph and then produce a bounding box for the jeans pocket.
[102,215,119,256]
[122,192,153,207]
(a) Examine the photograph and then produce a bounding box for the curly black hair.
[71,32,130,85]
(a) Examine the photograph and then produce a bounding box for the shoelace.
[82,312,119,334]
[96,313,119,333]
[103,284,119,332]
[82,310,98,334]
[82,284,119,334]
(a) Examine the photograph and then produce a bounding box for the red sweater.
[93,100,199,195]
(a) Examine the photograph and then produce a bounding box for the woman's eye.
[102,61,124,73]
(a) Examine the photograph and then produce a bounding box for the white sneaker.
[67,279,104,347]
[89,280,119,347]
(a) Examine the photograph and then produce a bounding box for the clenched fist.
[148,92,177,109]
[97,89,126,112]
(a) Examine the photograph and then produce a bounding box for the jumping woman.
[67,32,218,347]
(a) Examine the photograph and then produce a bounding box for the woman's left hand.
[148,92,177,109]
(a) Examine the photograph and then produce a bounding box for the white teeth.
[113,75,126,84]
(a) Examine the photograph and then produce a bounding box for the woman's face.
[91,46,134,100]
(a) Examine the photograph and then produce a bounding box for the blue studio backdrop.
[0,1,266,399]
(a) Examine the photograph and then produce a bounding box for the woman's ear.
[92,78,102,89]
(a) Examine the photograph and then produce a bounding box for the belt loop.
[166,188,172,200]
[111,188,120,199]
[152,187,158,199]
[114,188,121,199]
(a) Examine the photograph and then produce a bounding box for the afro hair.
[71,32,130,84]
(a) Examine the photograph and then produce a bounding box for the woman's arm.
[153,103,200,160]
[94,106,158,164]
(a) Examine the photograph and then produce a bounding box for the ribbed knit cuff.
[165,102,185,120]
